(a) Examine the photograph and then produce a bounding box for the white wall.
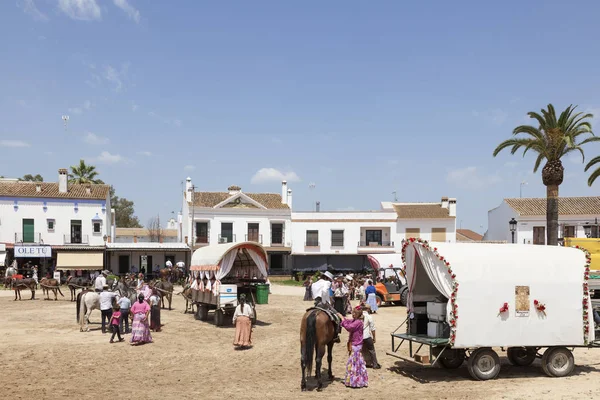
[396,219,457,243]
[486,201,518,242]
[0,197,110,246]
[114,235,178,243]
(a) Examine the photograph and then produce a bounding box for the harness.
[306,306,341,326]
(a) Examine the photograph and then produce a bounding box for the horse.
[152,280,174,310]
[5,265,16,278]
[300,309,337,391]
[11,278,36,301]
[66,276,91,302]
[180,285,195,314]
[113,281,137,305]
[76,290,101,332]
[40,278,64,301]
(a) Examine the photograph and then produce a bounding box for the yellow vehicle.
[564,238,600,299]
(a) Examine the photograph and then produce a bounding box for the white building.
[115,227,179,243]
[181,178,292,273]
[290,197,457,272]
[485,197,600,244]
[0,169,111,275]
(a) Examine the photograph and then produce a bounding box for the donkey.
[40,278,64,301]
[12,278,36,301]
[66,276,91,302]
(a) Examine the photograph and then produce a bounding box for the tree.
[110,186,142,228]
[69,159,104,184]
[493,104,599,245]
[20,174,44,182]
[585,156,600,186]
[146,215,164,243]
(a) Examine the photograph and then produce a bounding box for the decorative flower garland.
[574,245,592,345]
[402,237,459,345]
[533,299,546,316]
[498,302,509,315]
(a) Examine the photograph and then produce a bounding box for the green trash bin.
[255,284,269,305]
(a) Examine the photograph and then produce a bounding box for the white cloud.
[183,165,196,171]
[18,0,48,21]
[16,99,28,108]
[173,119,182,127]
[83,132,109,145]
[131,101,139,112]
[58,0,101,21]
[0,140,30,148]
[251,168,301,184]
[147,111,182,127]
[137,151,152,157]
[504,161,519,168]
[113,0,140,23]
[104,65,123,92]
[89,151,126,164]
[68,99,92,115]
[446,166,502,189]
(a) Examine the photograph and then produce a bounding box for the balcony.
[64,234,90,245]
[270,233,285,247]
[15,232,42,244]
[358,241,395,253]
[195,235,209,245]
[245,234,263,244]
[218,234,236,244]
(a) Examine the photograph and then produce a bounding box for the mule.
[40,278,64,301]
[76,290,100,332]
[152,280,174,310]
[12,278,36,301]
[300,309,336,391]
[67,276,91,302]
[180,286,195,314]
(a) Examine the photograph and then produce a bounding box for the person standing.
[31,265,39,287]
[365,280,378,313]
[233,294,254,348]
[99,285,119,334]
[361,304,381,369]
[94,271,107,293]
[149,289,161,332]
[333,276,348,316]
[303,276,313,301]
[338,307,369,388]
[130,294,152,345]
[118,295,132,334]
[109,305,124,343]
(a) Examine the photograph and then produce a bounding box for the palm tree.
[68,159,104,184]
[493,104,598,246]
[584,156,600,186]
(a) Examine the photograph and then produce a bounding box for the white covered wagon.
[388,239,598,380]
[189,242,269,326]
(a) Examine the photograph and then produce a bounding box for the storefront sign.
[14,246,52,258]
[54,271,61,281]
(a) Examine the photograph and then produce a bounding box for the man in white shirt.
[362,304,381,369]
[99,285,119,334]
[94,271,107,292]
[311,271,334,307]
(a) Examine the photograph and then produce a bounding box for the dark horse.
[300,309,336,391]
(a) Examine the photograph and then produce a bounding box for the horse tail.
[304,310,317,377]
[76,291,82,322]
[58,286,64,297]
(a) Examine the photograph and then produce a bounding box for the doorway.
[533,227,545,245]
[270,254,284,271]
[118,255,130,274]
[70,220,82,244]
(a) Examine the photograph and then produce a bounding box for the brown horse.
[152,280,174,310]
[40,278,64,301]
[300,309,336,391]
[12,278,36,301]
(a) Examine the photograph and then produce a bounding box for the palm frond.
[533,153,545,173]
[526,111,546,129]
[564,146,585,163]
[584,155,600,172]
[587,167,600,186]
[512,125,543,140]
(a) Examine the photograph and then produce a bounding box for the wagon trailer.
[387,239,600,380]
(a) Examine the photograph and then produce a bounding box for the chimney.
[85,184,91,195]
[287,189,293,209]
[185,177,192,203]
[441,196,449,209]
[281,180,288,205]
[448,198,457,217]
[316,201,321,212]
[35,183,41,193]
[228,185,241,195]
[58,169,68,193]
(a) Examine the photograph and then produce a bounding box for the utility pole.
[191,184,195,249]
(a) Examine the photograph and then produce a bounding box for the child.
[109,305,124,343]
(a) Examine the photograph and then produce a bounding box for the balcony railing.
[195,235,209,244]
[271,233,285,246]
[331,240,344,247]
[305,241,320,247]
[358,241,394,247]
[15,232,42,243]
[245,234,263,244]
[64,234,90,244]
[218,234,236,244]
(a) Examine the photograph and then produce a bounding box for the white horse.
[77,291,100,332]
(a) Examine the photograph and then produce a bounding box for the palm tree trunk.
[546,185,559,246]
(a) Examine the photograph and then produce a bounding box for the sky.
[1,0,600,233]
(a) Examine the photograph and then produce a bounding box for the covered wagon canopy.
[190,242,268,278]
[403,239,594,348]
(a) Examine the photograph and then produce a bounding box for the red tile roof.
[457,229,483,242]
[505,197,600,216]
[191,191,289,209]
[0,181,109,200]
[393,204,454,219]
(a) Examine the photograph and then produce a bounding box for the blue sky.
[1,1,600,232]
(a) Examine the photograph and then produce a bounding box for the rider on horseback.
[311,271,341,343]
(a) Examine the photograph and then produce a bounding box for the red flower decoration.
[499,302,509,314]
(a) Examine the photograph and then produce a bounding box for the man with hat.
[94,270,108,293]
[311,271,341,343]
[99,284,119,334]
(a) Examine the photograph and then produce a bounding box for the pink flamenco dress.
[341,318,368,388]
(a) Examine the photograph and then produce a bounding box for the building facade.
[485,197,600,244]
[0,169,111,276]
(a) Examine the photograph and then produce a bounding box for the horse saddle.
[306,306,340,325]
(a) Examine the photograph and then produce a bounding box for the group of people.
[307,271,381,388]
[94,271,162,345]
[304,272,379,314]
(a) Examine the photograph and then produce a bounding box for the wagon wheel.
[439,349,465,369]
[375,295,383,307]
[541,347,574,377]
[507,347,536,367]
[400,287,409,306]
[214,309,225,327]
[195,304,208,321]
[250,290,258,325]
[467,348,501,381]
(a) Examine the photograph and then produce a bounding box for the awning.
[0,253,6,267]
[56,252,104,270]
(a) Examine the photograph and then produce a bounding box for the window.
[196,222,209,243]
[405,228,420,239]
[47,219,55,231]
[93,222,101,233]
[563,226,576,238]
[220,222,234,243]
[365,230,382,245]
[431,228,446,242]
[247,223,260,242]
[306,230,319,246]
[331,230,344,247]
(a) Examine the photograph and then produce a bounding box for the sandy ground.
[1,285,600,400]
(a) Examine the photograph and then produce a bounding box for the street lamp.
[584,224,592,238]
[509,218,517,244]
